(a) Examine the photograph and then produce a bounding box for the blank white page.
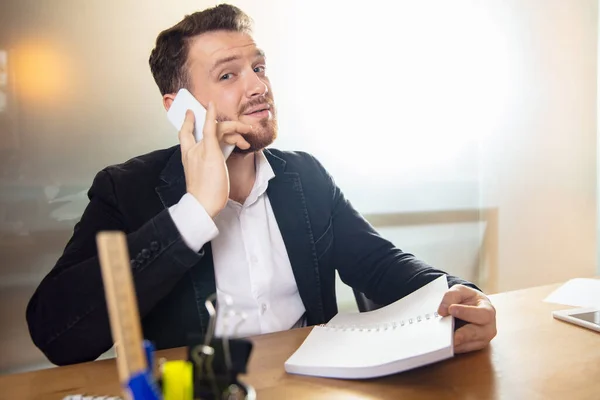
[327,275,448,328]
[544,278,600,308]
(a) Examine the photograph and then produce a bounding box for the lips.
[244,103,270,115]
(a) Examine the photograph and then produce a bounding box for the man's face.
[183,30,276,153]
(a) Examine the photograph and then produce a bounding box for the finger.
[454,324,480,346]
[222,133,251,150]
[202,101,219,148]
[216,121,254,138]
[437,285,479,316]
[454,323,491,347]
[454,340,489,354]
[449,303,495,325]
[179,110,196,153]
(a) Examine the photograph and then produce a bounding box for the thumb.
[438,286,469,316]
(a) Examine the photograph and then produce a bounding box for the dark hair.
[149,4,253,95]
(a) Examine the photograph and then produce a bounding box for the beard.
[216,95,278,154]
[234,116,277,154]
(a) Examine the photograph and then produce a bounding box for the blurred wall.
[478,1,598,289]
[0,0,597,374]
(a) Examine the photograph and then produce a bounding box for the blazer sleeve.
[312,158,481,306]
[26,169,205,366]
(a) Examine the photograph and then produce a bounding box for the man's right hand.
[179,102,253,218]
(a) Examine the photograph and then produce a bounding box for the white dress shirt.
[168,151,306,337]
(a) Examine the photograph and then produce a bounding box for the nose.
[245,70,268,98]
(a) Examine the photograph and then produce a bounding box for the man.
[26,4,496,366]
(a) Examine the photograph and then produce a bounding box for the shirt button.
[250,255,258,264]
[261,303,267,314]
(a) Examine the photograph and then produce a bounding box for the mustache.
[239,95,274,115]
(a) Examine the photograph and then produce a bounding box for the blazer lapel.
[264,150,325,324]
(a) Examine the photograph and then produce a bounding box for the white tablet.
[552,307,600,332]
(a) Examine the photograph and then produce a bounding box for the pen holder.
[157,293,255,400]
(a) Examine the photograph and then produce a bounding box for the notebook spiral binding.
[319,311,441,332]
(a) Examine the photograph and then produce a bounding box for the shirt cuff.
[168,193,219,252]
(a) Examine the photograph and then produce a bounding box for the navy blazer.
[26,146,476,366]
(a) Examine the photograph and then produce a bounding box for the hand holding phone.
[167,88,236,159]
[166,89,253,218]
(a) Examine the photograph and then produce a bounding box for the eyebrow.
[209,49,266,75]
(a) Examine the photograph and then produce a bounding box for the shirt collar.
[241,150,275,207]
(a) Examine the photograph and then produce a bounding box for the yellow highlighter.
[161,360,194,400]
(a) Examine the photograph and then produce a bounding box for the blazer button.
[142,249,151,259]
[136,254,144,264]
[130,259,137,267]
[150,241,160,251]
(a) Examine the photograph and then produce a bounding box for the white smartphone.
[166,88,235,159]
[552,307,600,333]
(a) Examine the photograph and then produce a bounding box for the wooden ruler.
[96,231,148,394]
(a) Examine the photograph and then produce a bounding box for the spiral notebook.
[284,275,454,379]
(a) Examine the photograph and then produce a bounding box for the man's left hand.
[437,284,497,354]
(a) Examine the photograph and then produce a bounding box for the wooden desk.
[1,282,599,400]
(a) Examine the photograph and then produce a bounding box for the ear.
[163,93,176,111]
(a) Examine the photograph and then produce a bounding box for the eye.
[254,65,266,74]
[220,73,232,81]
